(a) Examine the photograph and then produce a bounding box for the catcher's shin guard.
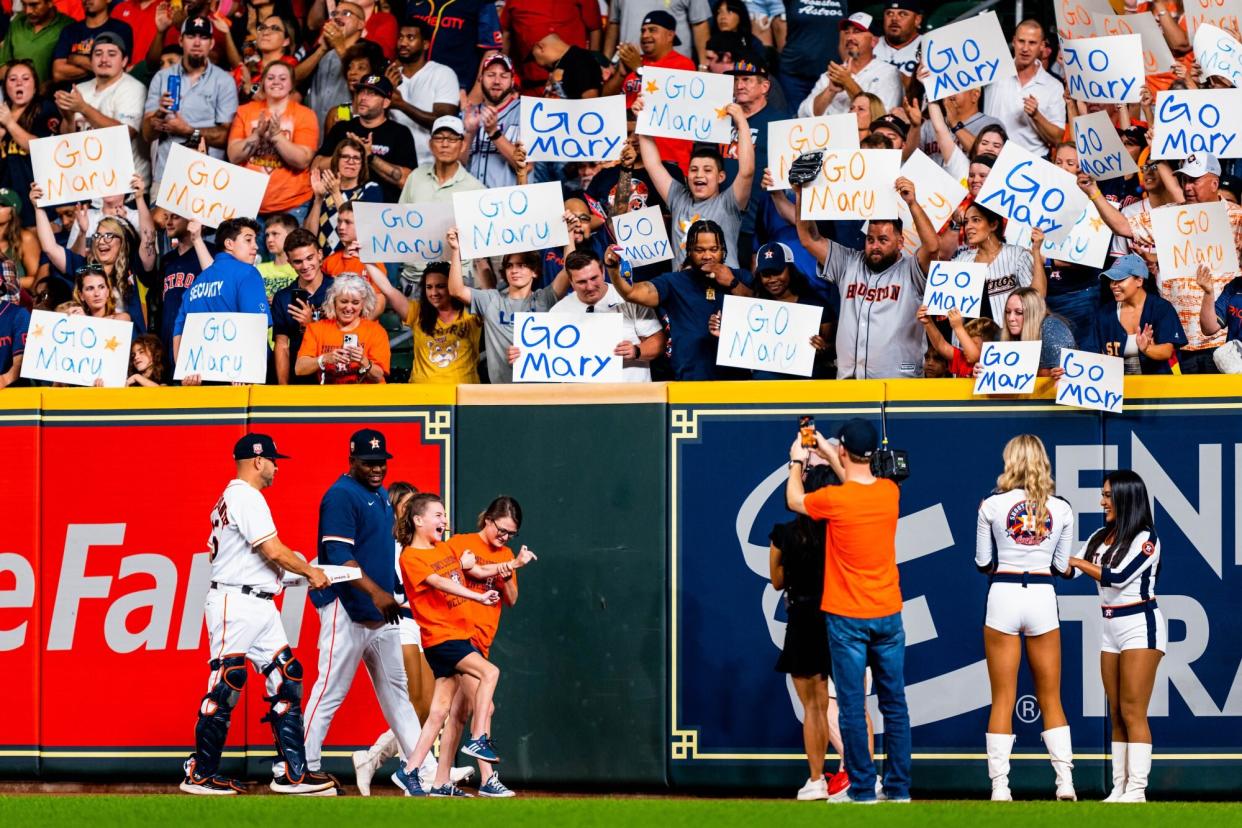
[193,654,248,777]
[262,646,311,782]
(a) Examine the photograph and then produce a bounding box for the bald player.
[180,434,336,796]
[793,174,939,378]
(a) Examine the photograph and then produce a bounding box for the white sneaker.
[450,766,476,785]
[1103,786,1126,803]
[1056,782,1078,801]
[875,776,883,797]
[991,785,1013,802]
[796,776,828,801]
[353,749,379,797]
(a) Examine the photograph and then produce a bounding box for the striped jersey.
[1082,528,1161,606]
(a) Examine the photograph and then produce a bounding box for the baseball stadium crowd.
[0,0,1240,386]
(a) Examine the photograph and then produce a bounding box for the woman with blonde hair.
[1001,287,1076,376]
[975,435,1076,802]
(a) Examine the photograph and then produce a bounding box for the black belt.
[211,581,276,601]
[989,572,1055,588]
[1102,599,1157,619]
[399,607,414,620]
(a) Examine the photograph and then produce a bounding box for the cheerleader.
[975,435,1076,801]
[1069,471,1165,804]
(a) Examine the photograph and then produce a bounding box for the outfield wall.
[0,378,1239,795]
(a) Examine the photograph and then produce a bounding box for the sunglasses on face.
[75,263,104,276]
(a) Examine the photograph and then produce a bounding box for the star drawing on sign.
[104,336,119,352]
[714,107,728,119]
[646,80,659,94]
[31,324,44,338]
[1088,217,1103,233]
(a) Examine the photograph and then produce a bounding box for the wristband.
[789,459,804,468]
[726,277,739,290]
[489,129,503,141]
[317,354,326,370]
[358,361,371,376]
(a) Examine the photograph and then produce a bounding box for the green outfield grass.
[2,796,1241,828]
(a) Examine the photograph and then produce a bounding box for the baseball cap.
[870,114,909,140]
[483,53,515,73]
[0,188,21,210]
[1101,254,1149,281]
[356,74,394,97]
[642,10,682,46]
[92,31,129,56]
[431,114,465,136]
[883,0,926,13]
[725,57,769,77]
[182,16,213,37]
[755,242,794,273]
[840,11,879,35]
[233,433,290,461]
[1178,152,1222,178]
[837,419,878,457]
[350,428,394,460]
[1220,174,1242,200]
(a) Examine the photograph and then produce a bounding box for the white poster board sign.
[898,150,968,255]
[353,202,453,264]
[1183,0,1242,39]
[975,142,1089,244]
[635,66,734,144]
[1073,110,1140,181]
[715,294,822,377]
[921,261,986,318]
[1005,203,1112,270]
[1062,34,1144,103]
[766,115,859,190]
[972,340,1042,395]
[1056,349,1124,413]
[1151,200,1241,281]
[922,11,1017,101]
[1095,13,1177,76]
[1055,0,1113,41]
[453,182,568,260]
[801,150,901,221]
[173,312,269,384]
[1194,23,1242,86]
[521,96,627,162]
[30,126,134,207]
[1151,88,1242,159]
[512,312,624,383]
[611,206,673,265]
[156,143,267,227]
[20,310,132,387]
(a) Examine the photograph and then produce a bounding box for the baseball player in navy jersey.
[180,434,337,796]
[297,429,424,792]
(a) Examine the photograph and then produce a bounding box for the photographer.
[785,418,910,803]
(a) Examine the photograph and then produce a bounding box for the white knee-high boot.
[1042,726,1076,801]
[1103,742,1127,802]
[1118,743,1151,802]
[986,733,1016,801]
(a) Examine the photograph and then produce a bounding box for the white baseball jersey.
[1081,528,1161,607]
[874,35,922,77]
[209,479,282,592]
[976,489,1074,574]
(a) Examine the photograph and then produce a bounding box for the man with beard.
[463,55,523,189]
[873,0,924,84]
[315,75,417,201]
[142,17,239,190]
[0,0,74,84]
[606,219,753,380]
[794,175,939,379]
[385,18,461,170]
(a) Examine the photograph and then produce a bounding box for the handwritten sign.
[1056,348,1124,413]
[973,341,1042,395]
[1151,88,1242,159]
[1150,201,1241,281]
[766,115,859,190]
[156,143,268,228]
[353,202,453,264]
[29,126,134,207]
[801,149,901,221]
[635,66,734,144]
[975,142,1089,244]
[715,294,822,377]
[1055,0,1113,41]
[611,206,672,266]
[1062,34,1143,103]
[20,310,132,387]
[1096,13,1176,76]
[1073,111,1139,182]
[1183,0,1242,40]
[521,96,627,162]
[453,181,569,260]
[512,312,623,383]
[922,11,1017,101]
[1195,23,1242,86]
[921,261,986,318]
[898,150,968,255]
[173,312,268,384]
[1005,203,1112,269]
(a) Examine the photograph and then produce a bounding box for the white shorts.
[398,614,423,650]
[827,667,872,699]
[984,581,1060,637]
[1101,603,1167,654]
[203,589,290,695]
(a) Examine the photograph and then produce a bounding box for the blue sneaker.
[391,766,427,797]
[478,774,516,798]
[461,735,500,763]
[429,783,473,798]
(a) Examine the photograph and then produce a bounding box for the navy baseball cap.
[1101,254,1148,281]
[755,242,795,273]
[350,428,394,460]
[725,57,769,77]
[642,10,682,46]
[884,0,926,13]
[837,419,878,457]
[357,74,394,97]
[234,433,290,461]
[182,16,213,37]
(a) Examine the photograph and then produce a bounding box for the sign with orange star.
[635,66,734,144]
[20,309,132,387]
[1005,202,1112,269]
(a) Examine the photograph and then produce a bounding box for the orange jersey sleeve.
[399,543,475,648]
[448,532,515,651]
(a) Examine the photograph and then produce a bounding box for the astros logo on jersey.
[1005,501,1051,546]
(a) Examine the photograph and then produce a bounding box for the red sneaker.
[828,771,851,797]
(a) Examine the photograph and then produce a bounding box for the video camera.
[871,448,910,483]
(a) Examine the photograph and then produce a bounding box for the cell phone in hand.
[343,333,359,350]
[291,288,312,306]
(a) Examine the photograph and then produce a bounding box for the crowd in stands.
[1,0,1241,386]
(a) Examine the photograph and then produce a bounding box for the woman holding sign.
[952,203,1040,323]
[975,434,1077,802]
[1000,287,1075,376]
[368,260,482,384]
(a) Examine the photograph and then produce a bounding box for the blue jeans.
[826,611,911,801]
[1178,346,1220,373]
[1046,286,1101,351]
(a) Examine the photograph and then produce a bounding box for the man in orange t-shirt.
[787,418,910,803]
